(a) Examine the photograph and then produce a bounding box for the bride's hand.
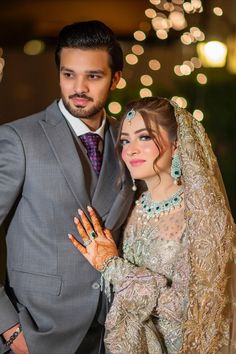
[68,206,118,271]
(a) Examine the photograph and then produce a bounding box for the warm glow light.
[169,11,187,30]
[24,40,45,55]
[116,78,127,89]
[172,0,184,4]
[192,0,202,10]
[163,2,175,11]
[174,65,183,76]
[183,60,194,71]
[190,27,201,39]
[140,75,153,86]
[181,33,193,45]
[108,102,122,115]
[145,8,157,19]
[149,59,161,71]
[180,64,191,75]
[183,2,194,13]
[125,54,138,65]
[131,44,144,56]
[134,30,146,41]
[191,57,202,68]
[152,14,167,31]
[197,41,227,67]
[213,7,223,16]
[156,29,168,40]
[139,88,152,98]
[196,31,205,41]
[227,35,236,74]
[196,73,207,84]
[193,109,204,121]
[149,0,161,4]
[171,96,187,108]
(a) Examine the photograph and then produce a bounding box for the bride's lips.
[129,159,146,167]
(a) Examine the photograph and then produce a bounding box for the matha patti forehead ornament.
[125,108,136,124]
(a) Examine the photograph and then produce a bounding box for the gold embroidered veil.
[172,102,236,353]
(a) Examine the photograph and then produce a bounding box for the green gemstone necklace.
[136,187,184,222]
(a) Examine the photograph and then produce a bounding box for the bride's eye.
[139,135,152,141]
[119,138,130,146]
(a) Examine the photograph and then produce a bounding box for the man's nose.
[73,77,89,94]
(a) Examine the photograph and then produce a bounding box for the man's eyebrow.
[84,70,105,74]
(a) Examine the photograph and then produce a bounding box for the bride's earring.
[171,153,182,185]
[132,178,137,191]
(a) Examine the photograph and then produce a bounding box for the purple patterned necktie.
[80,133,103,175]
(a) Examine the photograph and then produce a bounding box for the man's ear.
[110,71,122,91]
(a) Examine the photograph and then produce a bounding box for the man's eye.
[120,139,129,146]
[88,75,101,79]
[63,72,73,78]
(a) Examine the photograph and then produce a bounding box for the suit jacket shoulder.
[4,101,61,131]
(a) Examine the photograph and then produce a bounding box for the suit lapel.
[39,102,91,210]
[92,119,134,226]
[92,121,119,217]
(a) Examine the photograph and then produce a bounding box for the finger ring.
[89,230,97,239]
[84,239,92,247]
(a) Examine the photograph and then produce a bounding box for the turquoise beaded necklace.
[136,187,184,221]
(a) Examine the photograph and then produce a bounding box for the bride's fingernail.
[87,206,92,211]
[78,209,83,215]
[74,217,79,224]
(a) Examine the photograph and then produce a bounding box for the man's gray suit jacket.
[0,101,133,354]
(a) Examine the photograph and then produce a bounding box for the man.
[0,20,133,354]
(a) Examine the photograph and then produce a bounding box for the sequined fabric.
[103,206,189,354]
[102,102,236,354]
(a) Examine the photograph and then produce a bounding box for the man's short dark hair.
[55,20,123,75]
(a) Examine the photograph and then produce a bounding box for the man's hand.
[3,324,29,354]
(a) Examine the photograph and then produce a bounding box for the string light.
[171,96,188,108]
[116,78,127,89]
[149,59,161,70]
[213,7,223,16]
[133,30,146,41]
[139,88,152,97]
[193,109,204,121]
[131,44,144,56]
[125,54,138,65]
[196,73,207,84]
[108,102,122,115]
[116,0,226,119]
[24,40,45,55]
[145,8,157,19]
[140,75,153,86]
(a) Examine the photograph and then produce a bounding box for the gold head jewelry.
[125,109,136,124]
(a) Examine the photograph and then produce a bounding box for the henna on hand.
[68,207,118,271]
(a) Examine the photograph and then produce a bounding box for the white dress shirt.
[58,99,107,152]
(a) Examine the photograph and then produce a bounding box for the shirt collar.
[58,99,106,139]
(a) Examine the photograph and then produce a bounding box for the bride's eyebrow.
[121,128,150,136]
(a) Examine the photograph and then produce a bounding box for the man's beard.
[62,94,105,119]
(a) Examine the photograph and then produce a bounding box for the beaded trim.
[136,188,184,220]
[125,109,136,123]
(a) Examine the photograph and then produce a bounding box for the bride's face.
[120,111,174,182]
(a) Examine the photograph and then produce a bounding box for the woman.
[69,97,236,353]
